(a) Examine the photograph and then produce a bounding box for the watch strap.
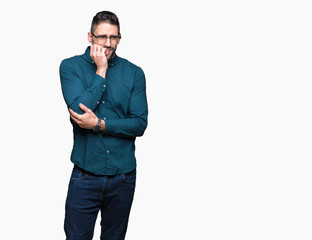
[93,118,101,132]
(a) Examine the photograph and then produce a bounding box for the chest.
[82,63,135,112]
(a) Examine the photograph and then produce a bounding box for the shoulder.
[60,52,86,72]
[117,56,144,75]
[60,53,83,65]
[117,57,146,86]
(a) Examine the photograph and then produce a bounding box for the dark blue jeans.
[64,166,136,240]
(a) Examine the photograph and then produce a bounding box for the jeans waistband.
[73,165,135,177]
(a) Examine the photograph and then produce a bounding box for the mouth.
[105,49,112,56]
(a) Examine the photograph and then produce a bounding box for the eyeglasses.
[91,32,121,42]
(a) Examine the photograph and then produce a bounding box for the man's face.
[88,22,120,61]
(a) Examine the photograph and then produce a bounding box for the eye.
[98,35,107,40]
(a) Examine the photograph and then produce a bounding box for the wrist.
[96,67,107,78]
[100,119,105,131]
[92,118,102,132]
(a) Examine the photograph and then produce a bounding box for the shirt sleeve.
[59,59,108,114]
[103,67,148,138]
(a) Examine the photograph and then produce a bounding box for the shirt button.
[103,117,107,120]
[102,101,105,104]
[103,84,106,88]
[97,101,99,104]
[107,150,110,153]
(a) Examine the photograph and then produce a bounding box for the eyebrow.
[95,34,118,36]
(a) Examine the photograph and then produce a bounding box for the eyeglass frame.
[91,32,121,42]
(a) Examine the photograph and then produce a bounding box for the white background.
[1,0,312,239]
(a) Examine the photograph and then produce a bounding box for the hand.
[90,44,108,78]
[69,103,98,129]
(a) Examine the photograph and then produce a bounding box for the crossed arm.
[69,103,105,131]
[60,46,148,137]
[66,72,148,137]
[62,44,108,131]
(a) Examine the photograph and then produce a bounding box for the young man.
[60,11,148,240]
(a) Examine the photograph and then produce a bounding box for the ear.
[117,34,121,45]
[87,32,93,44]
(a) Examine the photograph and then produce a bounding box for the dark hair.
[91,11,120,35]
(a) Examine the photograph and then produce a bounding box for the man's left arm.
[103,68,148,137]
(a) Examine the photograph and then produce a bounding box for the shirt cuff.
[90,74,108,93]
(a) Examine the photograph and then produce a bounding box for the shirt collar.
[83,46,119,67]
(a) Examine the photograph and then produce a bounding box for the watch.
[92,118,102,132]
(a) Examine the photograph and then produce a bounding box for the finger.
[69,113,80,125]
[69,108,81,119]
[91,44,99,58]
[91,44,98,58]
[79,103,91,113]
[96,45,103,57]
[68,108,76,116]
[95,44,104,54]
[70,114,77,122]
[90,44,94,58]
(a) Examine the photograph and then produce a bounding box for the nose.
[104,38,111,47]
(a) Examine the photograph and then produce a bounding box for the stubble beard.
[106,47,116,61]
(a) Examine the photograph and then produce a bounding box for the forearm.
[60,60,108,114]
[66,74,107,114]
[102,117,147,138]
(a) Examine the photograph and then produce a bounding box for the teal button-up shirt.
[60,47,148,175]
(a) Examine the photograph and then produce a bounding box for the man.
[59,11,148,240]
